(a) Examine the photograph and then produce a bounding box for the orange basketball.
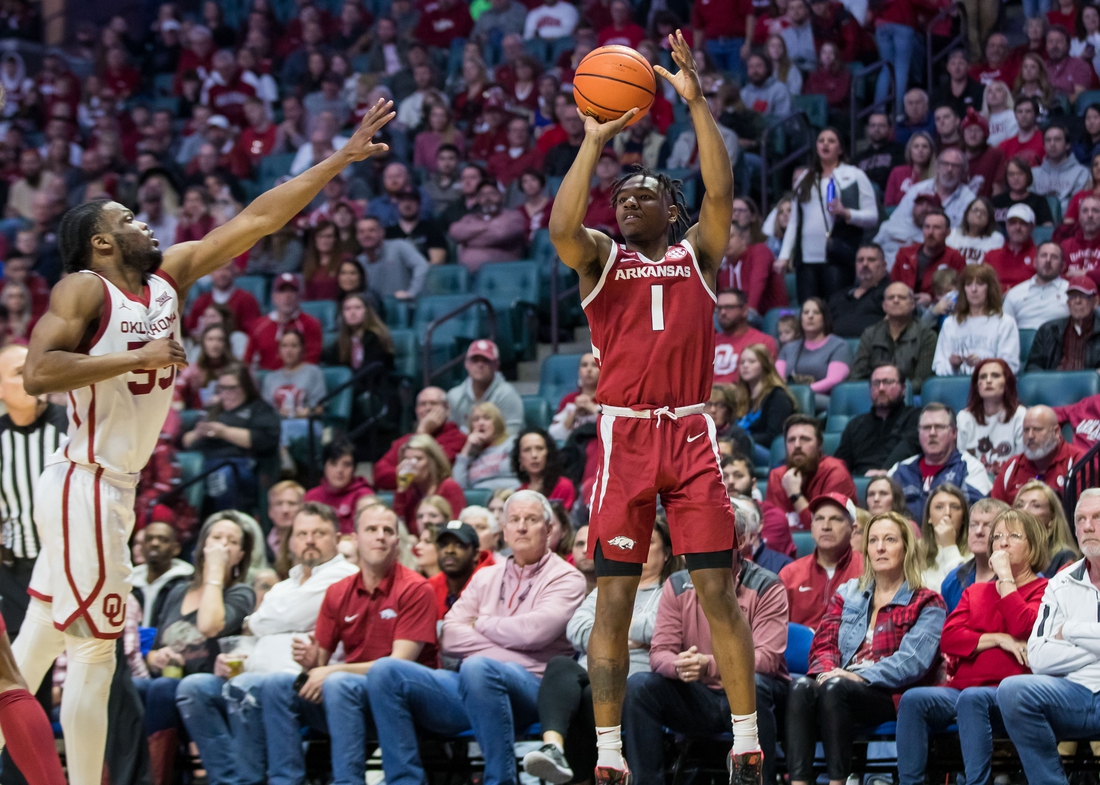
[573,45,656,127]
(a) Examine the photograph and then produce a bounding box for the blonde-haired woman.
[786,511,946,785]
[1013,479,1081,574]
[393,434,467,534]
[932,264,1020,377]
[884,132,935,207]
[453,402,520,491]
[982,81,1017,146]
[920,483,972,592]
[896,508,1048,785]
[735,344,797,465]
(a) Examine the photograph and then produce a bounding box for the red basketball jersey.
[583,239,716,408]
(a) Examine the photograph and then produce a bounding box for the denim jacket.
[809,578,946,691]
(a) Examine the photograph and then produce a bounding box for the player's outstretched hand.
[343,98,396,162]
[654,30,703,103]
[578,106,639,146]
[137,338,188,370]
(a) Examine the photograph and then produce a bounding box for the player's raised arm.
[23,275,185,395]
[656,31,733,272]
[548,107,638,273]
[162,99,396,291]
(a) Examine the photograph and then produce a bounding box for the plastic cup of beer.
[219,636,256,678]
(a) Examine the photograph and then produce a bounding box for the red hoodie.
[1062,227,1100,278]
[427,550,496,618]
[891,244,967,296]
[764,457,858,531]
[1055,395,1100,450]
[984,240,1037,291]
[304,477,375,534]
[778,545,865,630]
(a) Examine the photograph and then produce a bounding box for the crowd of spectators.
[14,0,1100,780]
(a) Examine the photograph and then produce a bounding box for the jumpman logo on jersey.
[118,302,130,311]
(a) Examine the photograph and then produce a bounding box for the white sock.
[732,712,761,755]
[595,725,626,769]
[61,632,117,785]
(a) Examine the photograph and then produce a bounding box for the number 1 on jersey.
[650,284,665,331]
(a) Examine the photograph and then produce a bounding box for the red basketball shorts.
[586,406,738,564]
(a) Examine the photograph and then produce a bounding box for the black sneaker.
[728,750,763,785]
[522,744,574,784]
[594,764,630,785]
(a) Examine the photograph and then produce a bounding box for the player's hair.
[920,483,971,569]
[58,199,111,274]
[296,501,339,531]
[609,165,690,245]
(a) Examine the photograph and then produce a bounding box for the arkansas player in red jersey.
[546,32,762,785]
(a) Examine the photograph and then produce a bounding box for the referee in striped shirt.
[0,343,66,638]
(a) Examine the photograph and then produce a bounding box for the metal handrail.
[927,3,969,92]
[1063,437,1100,533]
[550,260,580,355]
[420,297,497,386]
[849,61,896,148]
[759,112,816,214]
[305,360,389,481]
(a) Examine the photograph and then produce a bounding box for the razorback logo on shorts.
[607,536,636,550]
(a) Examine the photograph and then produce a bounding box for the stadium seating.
[235,275,270,312]
[424,265,469,296]
[1018,371,1100,408]
[301,300,337,332]
[920,376,970,413]
[1019,329,1036,367]
[539,353,584,410]
[523,395,552,430]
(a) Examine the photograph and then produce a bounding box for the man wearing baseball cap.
[960,106,1005,199]
[427,521,495,618]
[777,493,864,630]
[244,273,324,370]
[984,203,1038,290]
[447,339,525,435]
[1026,275,1100,370]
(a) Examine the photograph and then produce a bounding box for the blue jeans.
[897,686,1003,785]
[260,672,331,785]
[322,671,379,785]
[704,38,745,80]
[1022,0,1051,17]
[874,23,917,117]
[367,656,541,785]
[999,675,1100,785]
[176,672,267,785]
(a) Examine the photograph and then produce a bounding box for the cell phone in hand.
[293,671,308,692]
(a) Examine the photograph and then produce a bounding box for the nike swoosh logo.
[687,433,706,443]
[344,614,359,623]
[798,586,813,592]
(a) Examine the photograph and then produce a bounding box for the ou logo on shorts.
[103,593,125,627]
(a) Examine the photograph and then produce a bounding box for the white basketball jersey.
[55,270,181,477]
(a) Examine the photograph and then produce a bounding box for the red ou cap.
[274,273,301,292]
[808,493,857,521]
[1067,276,1099,296]
[466,339,499,362]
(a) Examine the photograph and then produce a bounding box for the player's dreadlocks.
[58,199,110,274]
[609,165,691,245]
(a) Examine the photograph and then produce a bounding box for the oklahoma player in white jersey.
[544,32,762,785]
[4,99,396,785]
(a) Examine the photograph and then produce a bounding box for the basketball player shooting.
[1,99,396,785]
[547,32,762,785]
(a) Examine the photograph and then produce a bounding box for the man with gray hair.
[731,497,791,575]
[367,490,586,785]
[992,405,1084,503]
[998,487,1100,783]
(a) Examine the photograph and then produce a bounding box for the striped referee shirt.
[0,403,66,560]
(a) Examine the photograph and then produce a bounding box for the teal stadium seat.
[176,451,206,511]
[424,265,469,295]
[826,380,913,433]
[920,376,971,413]
[259,152,297,181]
[1077,90,1100,115]
[301,300,337,332]
[1047,195,1063,226]
[390,329,418,380]
[382,297,410,329]
[321,366,354,429]
[1018,371,1100,407]
[1032,225,1054,245]
[1019,329,1037,367]
[762,307,798,339]
[792,94,828,129]
[788,385,814,416]
[539,354,584,411]
[523,395,552,430]
[823,432,841,455]
[769,435,785,468]
[793,531,815,558]
[464,488,493,507]
[476,261,542,361]
[235,275,269,311]
[413,295,490,353]
[855,475,872,503]
[374,491,395,508]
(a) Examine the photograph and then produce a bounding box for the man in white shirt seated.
[174,502,358,785]
[1003,241,1070,329]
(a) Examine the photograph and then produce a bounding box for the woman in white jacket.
[933,262,1020,376]
[920,484,971,593]
[777,127,879,302]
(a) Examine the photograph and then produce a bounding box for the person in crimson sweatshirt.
[891,210,967,305]
[991,406,1084,503]
[997,98,1046,168]
[970,33,1019,87]
[716,221,788,319]
[778,494,865,629]
[765,416,858,532]
[984,204,1038,291]
[895,508,1047,785]
[713,287,777,384]
[185,261,262,336]
[427,521,495,618]
[1061,194,1100,277]
[374,387,466,490]
[413,0,473,49]
[1054,393,1100,450]
[961,108,1006,199]
[230,97,277,180]
[244,274,324,370]
[303,438,375,534]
